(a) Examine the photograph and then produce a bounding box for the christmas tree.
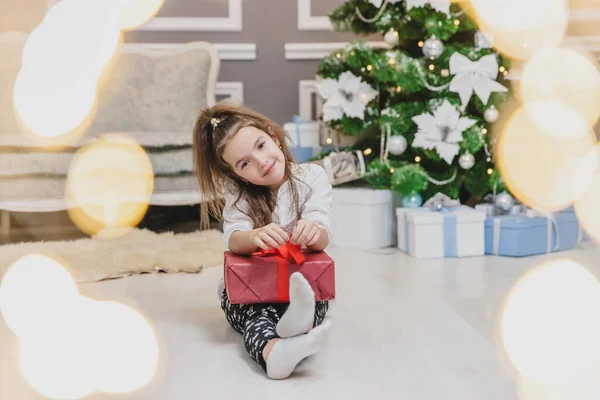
[314,0,513,206]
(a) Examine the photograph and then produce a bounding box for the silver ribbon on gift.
[423,193,460,211]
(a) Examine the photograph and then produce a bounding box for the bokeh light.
[470,0,550,32]
[496,101,597,212]
[519,47,600,126]
[501,259,600,381]
[471,0,568,60]
[108,0,167,30]
[0,253,161,398]
[66,134,154,238]
[574,143,600,243]
[13,71,98,139]
[13,0,121,139]
[12,0,166,139]
[19,296,97,400]
[0,254,79,338]
[17,295,160,398]
[21,0,121,83]
[517,370,600,400]
[91,301,160,393]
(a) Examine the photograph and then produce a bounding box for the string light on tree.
[482,128,488,134]
[386,51,397,65]
[364,148,373,155]
[415,156,421,162]
[429,64,435,71]
[487,168,494,175]
[418,41,424,47]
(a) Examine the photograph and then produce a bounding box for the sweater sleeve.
[301,164,333,241]
[222,190,254,250]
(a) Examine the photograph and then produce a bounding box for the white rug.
[0,228,226,283]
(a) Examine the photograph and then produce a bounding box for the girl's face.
[221,126,286,190]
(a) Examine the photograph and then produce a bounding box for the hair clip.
[211,118,221,128]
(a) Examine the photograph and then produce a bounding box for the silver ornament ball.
[384,29,399,46]
[484,106,499,123]
[494,192,515,212]
[458,152,475,169]
[388,135,407,155]
[423,36,444,59]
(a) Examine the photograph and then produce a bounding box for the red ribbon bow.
[252,242,306,302]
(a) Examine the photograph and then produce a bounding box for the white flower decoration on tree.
[316,71,379,122]
[411,100,477,164]
[405,0,451,14]
[369,0,402,8]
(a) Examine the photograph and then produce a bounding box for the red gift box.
[224,242,336,304]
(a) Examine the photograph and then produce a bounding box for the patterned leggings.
[220,289,329,371]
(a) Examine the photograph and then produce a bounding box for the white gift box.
[331,188,398,249]
[283,120,320,148]
[396,205,486,258]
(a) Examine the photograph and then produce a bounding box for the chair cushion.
[87,42,218,134]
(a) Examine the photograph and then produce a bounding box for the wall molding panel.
[216,82,244,104]
[122,42,257,61]
[285,41,388,60]
[47,0,243,32]
[297,0,332,31]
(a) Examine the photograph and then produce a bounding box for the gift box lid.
[333,188,394,205]
[396,205,486,225]
[283,121,319,132]
[484,211,578,228]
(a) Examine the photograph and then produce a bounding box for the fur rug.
[0,228,225,283]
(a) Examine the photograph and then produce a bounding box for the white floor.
[2,244,600,400]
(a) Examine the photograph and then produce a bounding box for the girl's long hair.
[192,102,307,230]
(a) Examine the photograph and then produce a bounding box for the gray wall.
[125,0,376,125]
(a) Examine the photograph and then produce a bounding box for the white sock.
[276,272,316,338]
[266,320,332,380]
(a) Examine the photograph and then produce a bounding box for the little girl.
[192,102,333,380]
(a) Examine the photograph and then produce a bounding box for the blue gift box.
[283,116,319,163]
[483,212,581,257]
[291,147,315,163]
[558,206,593,243]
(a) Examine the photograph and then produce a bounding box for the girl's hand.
[290,219,321,246]
[250,223,288,250]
